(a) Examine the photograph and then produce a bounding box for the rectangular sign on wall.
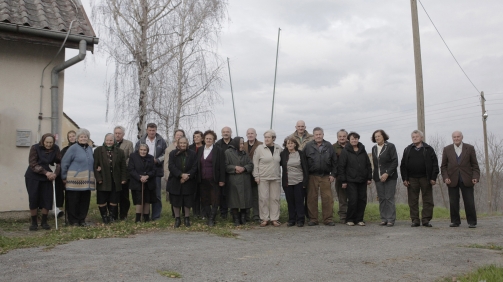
[16,129,32,147]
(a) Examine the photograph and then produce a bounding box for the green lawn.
[439,265,503,282]
[0,194,481,254]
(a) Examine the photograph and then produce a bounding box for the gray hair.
[264,129,277,139]
[313,127,324,134]
[114,126,126,133]
[337,129,348,136]
[104,133,115,143]
[411,130,424,137]
[138,143,149,153]
[76,128,90,139]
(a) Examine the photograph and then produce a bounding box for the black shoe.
[411,222,420,227]
[184,217,191,227]
[41,222,51,230]
[29,223,38,231]
[99,206,110,224]
[174,217,181,228]
[423,223,433,227]
[307,221,318,226]
[232,213,241,226]
[287,222,295,227]
[450,223,460,227]
[80,222,88,227]
[469,224,476,228]
[297,222,304,227]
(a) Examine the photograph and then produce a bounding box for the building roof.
[0,0,95,36]
[0,0,97,50]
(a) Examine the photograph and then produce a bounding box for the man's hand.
[121,181,126,184]
[472,179,478,185]
[96,166,101,172]
[255,177,260,184]
[329,176,335,183]
[219,182,225,187]
[342,183,347,189]
[380,173,388,182]
[403,180,410,187]
[430,180,436,185]
[367,180,372,185]
[444,178,451,184]
[181,173,190,181]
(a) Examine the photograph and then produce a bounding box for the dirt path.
[1,217,502,281]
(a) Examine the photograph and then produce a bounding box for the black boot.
[244,208,250,223]
[41,214,51,230]
[232,212,241,226]
[240,209,248,225]
[143,213,150,222]
[108,205,118,223]
[208,209,216,227]
[29,215,38,231]
[174,217,181,228]
[99,206,110,224]
[135,213,142,223]
[184,217,191,227]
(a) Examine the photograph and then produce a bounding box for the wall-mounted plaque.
[16,130,32,147]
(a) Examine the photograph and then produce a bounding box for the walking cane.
[52,180,58,230]
[141,182,144,223]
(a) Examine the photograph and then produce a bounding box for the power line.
[418,0,481,95]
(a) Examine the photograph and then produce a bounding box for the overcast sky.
[64,0,503,153]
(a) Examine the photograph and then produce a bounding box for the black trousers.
[219,186,228,216]
[193,183,201,216]
[55,176,65,207]
[201,179,220,218]
[449,182,477,225]
[119,181,130,219]
[346,182,367,223]
[284,182,306,224]
[66,190,91,225]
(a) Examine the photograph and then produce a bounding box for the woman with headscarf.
[128,144,157,222]
[93,133,128,224]
[168,137,198,227]
[225,136,254,226]
[61,128,95,227]
[24,133,61,231]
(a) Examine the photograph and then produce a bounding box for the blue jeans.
[151,177,162,220]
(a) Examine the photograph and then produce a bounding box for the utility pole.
[410,0,426,139]
[480,91,492,214]
[270,27,281,129]
[227,57,238,136]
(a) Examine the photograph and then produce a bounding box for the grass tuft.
[465,244,503,251]
[439,265,503,282]
[157,270,182,278]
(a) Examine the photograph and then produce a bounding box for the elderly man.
[135,123,168,221]
[114,126,134,220]
[288,120,314,150]
[441,131,480,228]
[243,128,263,223]
[304,127,337,226]
[215,126,233,219]
[400,130,439,227]
[332,129,349,223]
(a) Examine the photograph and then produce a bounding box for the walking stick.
[141,182,145,223]
[52,180,58,230]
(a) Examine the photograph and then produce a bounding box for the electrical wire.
[417,0,481,95]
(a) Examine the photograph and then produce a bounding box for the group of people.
[24,120,480,231]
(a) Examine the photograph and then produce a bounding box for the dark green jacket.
[93,146,128,192]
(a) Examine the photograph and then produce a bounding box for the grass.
[157,270,182,278]
[0,192,495,254]
[439,265,503,282]
[465,244,503,251]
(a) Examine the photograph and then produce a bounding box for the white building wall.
[0,39,65,211]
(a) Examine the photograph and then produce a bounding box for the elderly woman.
[197,130,226,226]
[371,129,399,227]
[128,144,157,222]
[61,128,95,227]
[253,130,283,227]
[24,133,61,231]
[338,132,372,226]
[189,130,204,153]
[168,137,198,227]
[93,133,128,224]
[280,137,309,227]
[225,136,254,226]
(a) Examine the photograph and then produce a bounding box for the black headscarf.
[229,136,245,155]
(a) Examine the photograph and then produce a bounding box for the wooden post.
[481,91,492,213]
[410,0,426,139]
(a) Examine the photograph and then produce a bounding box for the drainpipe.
[51,40,87,142]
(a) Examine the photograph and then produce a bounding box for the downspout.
[51,40,87,142]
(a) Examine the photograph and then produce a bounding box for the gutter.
[51,40,87,141]
[0,22,99,45]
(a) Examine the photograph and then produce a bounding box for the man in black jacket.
[303,127,338,226]
[400,130,439,227]
[215,126,232,219]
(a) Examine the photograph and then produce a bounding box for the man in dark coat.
[400,130,439,227]
[440,131,480,228]
[135,123,167,220]
[114,126,135,220]
[215,126,232,219]
[333,129,349,223]
[243,128,262,223]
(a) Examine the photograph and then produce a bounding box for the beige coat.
[253,143,282,181]
[288,131,314,150]
[163,142,178,178]
[118,139,134,165]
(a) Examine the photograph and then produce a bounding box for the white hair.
[264,129,276,139]
[114,126,126,134]
[411,130,424,137]
[104,133,115,143]
[76,128,90,139]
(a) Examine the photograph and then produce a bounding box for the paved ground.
[1,217,503,282]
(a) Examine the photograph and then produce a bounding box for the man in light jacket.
[114,125,134,220]
[288,120,314,151]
